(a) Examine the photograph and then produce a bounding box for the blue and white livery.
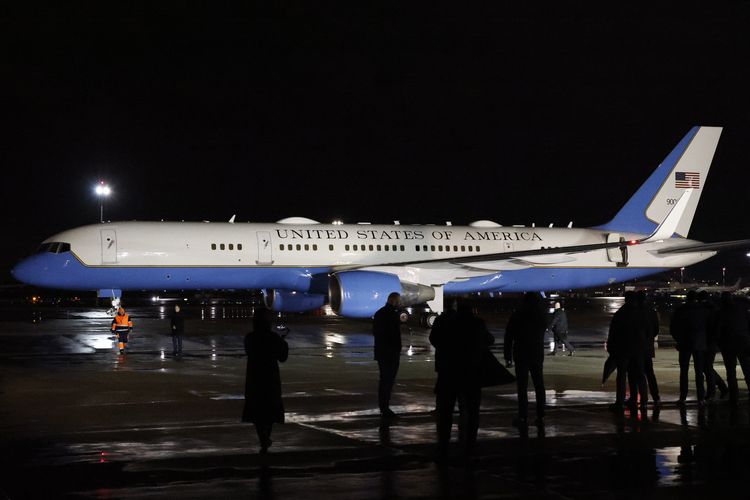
[12,126,748,321]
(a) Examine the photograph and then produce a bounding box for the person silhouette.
[716,292,750,405]
[169,304,185,356]
[607,292,648,416]
[372,292,403,419]
[504,292,548,427]
[242,307,289,453]
[636,292,661,405]
[698,291,728,401]
[670,291,707,405]
[430,301,494,458]
[548,302,575,356]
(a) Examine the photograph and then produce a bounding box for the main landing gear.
[421,313,439,328]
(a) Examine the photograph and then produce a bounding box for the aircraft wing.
[651,239,750,255]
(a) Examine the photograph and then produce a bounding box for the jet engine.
[329,271,435,318]
[262,289,326,313]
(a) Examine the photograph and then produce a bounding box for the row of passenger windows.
[277,243,481,252]
[344,244,406,251]
[280,243,325,251]
[210,242,483,253]
[211,243,243,251]
[415,244,481,252]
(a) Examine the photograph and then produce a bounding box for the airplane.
[651,277,743,295]
[11,126,750,326]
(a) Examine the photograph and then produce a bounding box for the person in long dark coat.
[716,292,750,405]
[670,290,708,405]
[242,307,289,453]
[504,292,548,426]
[372,292,403,419]
[430,301,494,457]
[607,292,648,414]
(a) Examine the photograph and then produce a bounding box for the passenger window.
[461,245,465,252]
[345,244,350,251]
[385,245,390,251]
[393,246,397,251]
[376,245,381,251]
[353,244,358,251]
[287,244,292,250]
[279,244,284,250]
[211,243,216,250]
[228,244,234,250]
[400,245,405,251]
[313,244,318,251]
[431,245,435,251]
[238,244,243,250]
[438,245,443,251]
[468,245,473,252]
[453,245,458,251]
[329,244,334,251]
[296,244,301,251]
[476,246,481,251]
[304,244,309,251]
[369,244,374,251]
[220,244,225,250]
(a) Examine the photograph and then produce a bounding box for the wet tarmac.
[3,306,750,498]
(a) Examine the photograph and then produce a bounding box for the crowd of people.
[235,290,750,457]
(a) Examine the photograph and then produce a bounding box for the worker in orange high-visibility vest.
[112,307,133,354]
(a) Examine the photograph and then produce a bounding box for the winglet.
[638,188,693,243]
[229,215,236,224]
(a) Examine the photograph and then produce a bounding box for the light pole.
[722,267,726,286]
[95,181,111,222]
[680,266,685,283]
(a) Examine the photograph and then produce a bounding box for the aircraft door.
[100,229,118,264]
[606,233,628,267]
[256,231,274,265]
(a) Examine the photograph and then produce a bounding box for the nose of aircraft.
[11,255,44,285]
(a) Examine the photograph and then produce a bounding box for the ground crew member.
[112,307,133,354]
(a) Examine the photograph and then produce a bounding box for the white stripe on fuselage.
[45,222,712,285]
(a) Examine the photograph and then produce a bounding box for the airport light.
[95,181,111,222]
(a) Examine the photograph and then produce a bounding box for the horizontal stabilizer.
[653,239,750,255]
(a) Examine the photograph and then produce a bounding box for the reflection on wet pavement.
[4,312,750,498]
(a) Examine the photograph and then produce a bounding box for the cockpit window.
[37,242,71,254]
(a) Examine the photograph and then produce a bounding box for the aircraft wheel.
[424,313,438,328]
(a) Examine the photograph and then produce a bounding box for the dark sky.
[3,4,750,284]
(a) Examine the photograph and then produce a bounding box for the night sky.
[3,4,750,285]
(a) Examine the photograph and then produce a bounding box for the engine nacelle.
[262,289,326,313]
[329,271,435,318]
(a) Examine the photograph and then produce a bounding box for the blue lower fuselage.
[12,252,667,295]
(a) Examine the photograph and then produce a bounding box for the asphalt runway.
[3,303,750,499]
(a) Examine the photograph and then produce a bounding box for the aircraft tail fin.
[597,126,722,238]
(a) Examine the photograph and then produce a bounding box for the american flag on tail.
[675,171,700,189]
